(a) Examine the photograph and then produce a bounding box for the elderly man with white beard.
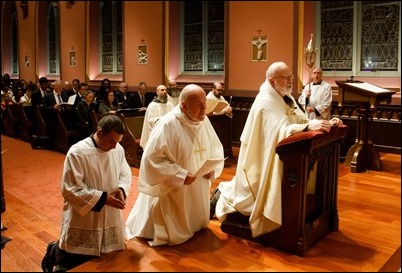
[210,61,343,238]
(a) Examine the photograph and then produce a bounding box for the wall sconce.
[20,1,28,19]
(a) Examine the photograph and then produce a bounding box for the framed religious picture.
[69,51,76,67]
[25,55,30,68]
[138,45,148,64]
[251,36,268,62]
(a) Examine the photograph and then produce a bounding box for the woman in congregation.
[98,89,121,116]
[76,90,96,138]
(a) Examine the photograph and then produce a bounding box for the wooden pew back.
[54,110,83,153]
[116,109,145,168]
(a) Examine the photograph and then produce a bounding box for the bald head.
[180,84,204,102]
[156,85,167,92]
[266,61,293,96]
[156,85,168,102]
[266,61,289,79]
[179,84,207,122]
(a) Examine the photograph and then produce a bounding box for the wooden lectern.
[220,126,348,257]
[208,115,233,158]
[335,81,395,173]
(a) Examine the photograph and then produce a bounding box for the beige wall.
[16,1,36,82]
[1,1,400,95]
[123,1,164,89]
[226,1,295,95]
[59,1,86,84]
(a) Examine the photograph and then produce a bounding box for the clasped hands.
[184,170,215,185]
[106,188,126,210]
[308,117,343,132]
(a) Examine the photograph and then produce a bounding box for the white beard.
[277,85,292,97]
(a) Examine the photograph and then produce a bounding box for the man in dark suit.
[65,78,80,98]
[115,81,132,109]
[70,82,88,109]
[31,77,50,107]
[127,82,153,109]
[42,80,68,148]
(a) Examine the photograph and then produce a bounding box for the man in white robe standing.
[212,61,343,238]
[206,82,233,118]
[125,84,225,246]
[298,67,332,120]
[140,84,175,148]
[42,115,132,272]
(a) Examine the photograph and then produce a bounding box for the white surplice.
[125,105,224,246]
[298,80,333,120]
[58,137,132,256]
[215,80,309,238]
[140,100,174,148]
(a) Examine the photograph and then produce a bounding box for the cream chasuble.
[216,80,309,238]
[126,106,224,246]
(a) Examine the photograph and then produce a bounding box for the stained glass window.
[319,1,400,75]
[11,10,18,75]
[100,1,123,74]
[182,1,224,74]
[47,1,59,75]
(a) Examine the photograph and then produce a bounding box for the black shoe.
[210,188,221,219]
[41,241,57,272]
[54,265,68,272]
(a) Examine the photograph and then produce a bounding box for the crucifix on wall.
[138,45,148,64]
[251,36,268,62]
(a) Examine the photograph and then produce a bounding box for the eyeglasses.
[272,75,294,81]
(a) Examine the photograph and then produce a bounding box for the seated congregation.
[1,78,234,170]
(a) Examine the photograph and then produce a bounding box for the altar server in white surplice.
[125,84,225,246]
[140,84,174,148]
[298,67,332,120]
[41,115,132,272]
[212,61,343,238]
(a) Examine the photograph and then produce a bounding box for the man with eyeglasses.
[298,67,332,120]
[210,62,343,237]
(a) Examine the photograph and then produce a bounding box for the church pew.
[54,110,83,153]
[116,109,145,168]
[30,105,51,149]
[90,110,101,133]
[18,104,34,143]
[2,103,22,138]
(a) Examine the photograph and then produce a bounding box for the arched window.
[11,8,19,75]
[47,1,60,75]
[99,1,123,74]
[1,2,19,77]
[317,1,400,77]
[181,1,225,75]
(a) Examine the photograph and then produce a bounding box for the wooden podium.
[335,81,395,173]
[220,126,348,257]
[208,115,233,158]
